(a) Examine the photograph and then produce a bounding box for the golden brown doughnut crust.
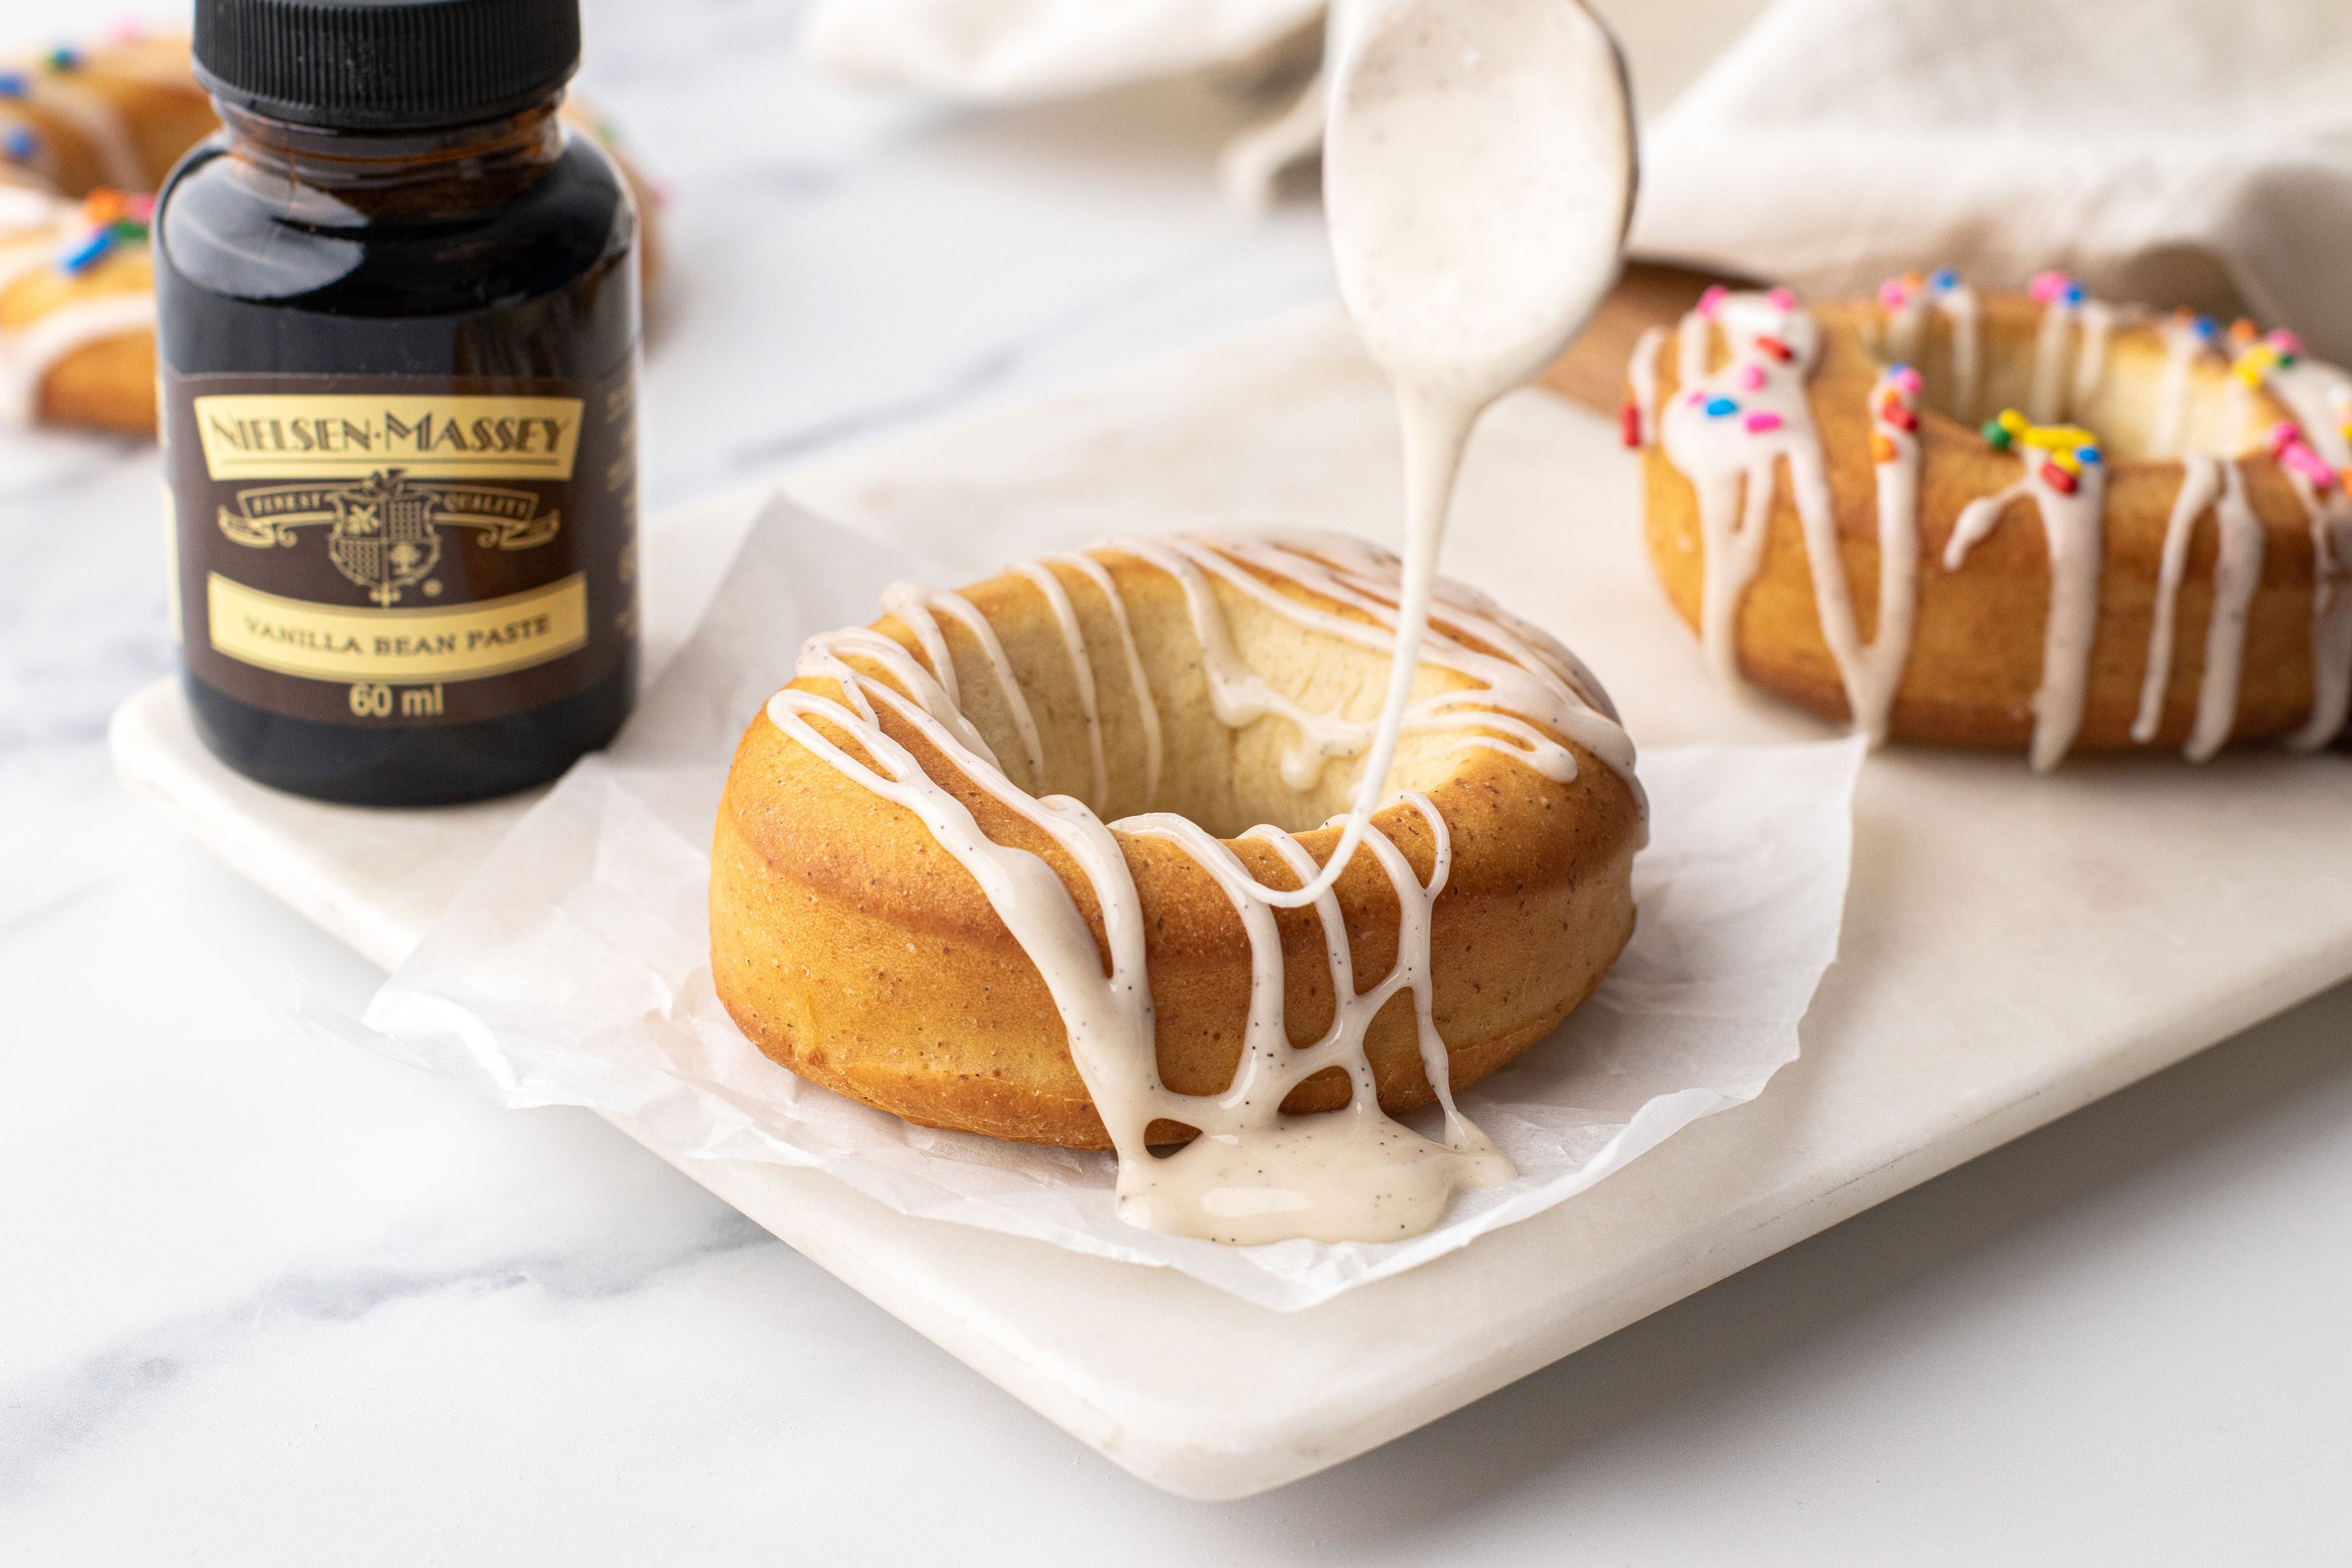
[1640,295,2337,753]
[710,548,1642,1151]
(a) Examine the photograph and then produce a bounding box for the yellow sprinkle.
[1997,409,2027,433]
[2051,448,2082,474]
[2021,424,2097,449]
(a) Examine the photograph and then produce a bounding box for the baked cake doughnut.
[0,177,155,429]
[0,27,663,437]
[1625,274,2352,768]
[710,534,1643,1243]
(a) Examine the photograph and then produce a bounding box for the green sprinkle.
[1982,420,2012,450]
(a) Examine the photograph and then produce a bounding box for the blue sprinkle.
[1930,267,1959,291]
[2192,314,2217,339]
[0,71,27,97]
[1703,397,1739,418]
[44,46,78,73]
[57,227,112,274]
[2075,445,2102,465]
[2,125,35,159]
[2064,282,2086,305]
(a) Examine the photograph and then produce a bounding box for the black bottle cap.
[193,0,581,131]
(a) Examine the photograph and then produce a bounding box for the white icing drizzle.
[2070,301,2116,413]
[2283,470,2352,753]
[1658,291,1820,688]
[1676,305,1710,389]
[1626,324,1666,447]
[1658,289,1921,743]
[2149,315,2215,457]
[2267,361,2352,468]
[1114,533,1641,800]
[2133,456,2264,760]
[768,535,1631,1243]
[31,74,148,193]
[2027,290,2080,424]
[1649,272,2352,762]
[1011,560,1111,809]
[0,188,154,425]
[1040,551,1162,809]
[1113,537,1398,792]
[1113,804,1509,1244]
[1883,277,1980,423]
[2210,352,2352,751]
[880,582,1048,791]
[1944,457,2108,772]
[2134,455,2220,742]
[770,0,1648,1245]
[1856,368,1923,747]
[0,289,150,423]
[1287,0,1633,915]
[1942,284,1983,424]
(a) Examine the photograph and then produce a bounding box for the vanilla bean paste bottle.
[158,0,640,805]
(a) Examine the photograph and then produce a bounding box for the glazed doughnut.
[0,29,663,438]
[710,535,1642,1237]
[0,176,155,429]
[1625,274,2352,767]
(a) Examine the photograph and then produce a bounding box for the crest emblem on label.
[216,466,561,607]
[327,471,443,606]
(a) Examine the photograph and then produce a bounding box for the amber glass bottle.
[158,0,640,805]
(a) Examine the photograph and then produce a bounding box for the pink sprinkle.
[2269,329,2303,353]
[2029,270,2070,303]
[109,16,144,41]
[1766,286,1797,312]
[1684,389,1707,406]
[2283,442,2335,485]
[1891,365,1923,396]
[1739,364,1766,391]
[1878,278,1908,308]
[2268,420,2301,454]
[1744,410,1784,434]
[1697,285,1729,319]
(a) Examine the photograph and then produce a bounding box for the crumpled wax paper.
[327,494,1863,1311]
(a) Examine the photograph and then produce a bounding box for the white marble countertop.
[4,0,2349,1560]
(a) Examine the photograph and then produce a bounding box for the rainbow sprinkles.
[0,182,155,423]
[1625,269,2352,768]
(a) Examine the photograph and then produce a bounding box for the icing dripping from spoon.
[1264,0,1637,911]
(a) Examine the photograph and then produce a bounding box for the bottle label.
[163,365,638,728]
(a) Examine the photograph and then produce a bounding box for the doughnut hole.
[894,551,1486,839]
[1865,293,2285,457]
[889,551,1503,1128]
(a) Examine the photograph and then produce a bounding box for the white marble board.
[110,312,2352,1500]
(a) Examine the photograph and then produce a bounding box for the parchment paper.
[327,494,1863,1311]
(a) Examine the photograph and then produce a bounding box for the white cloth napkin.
[803,0,2352,354]
[801,0,1324,100]
[1631,0,2352,359]
[802,0,1339,204]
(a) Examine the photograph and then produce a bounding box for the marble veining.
[10,0,2352,1556]
[0,0,1336,1543]
[0,1212,768,1505]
